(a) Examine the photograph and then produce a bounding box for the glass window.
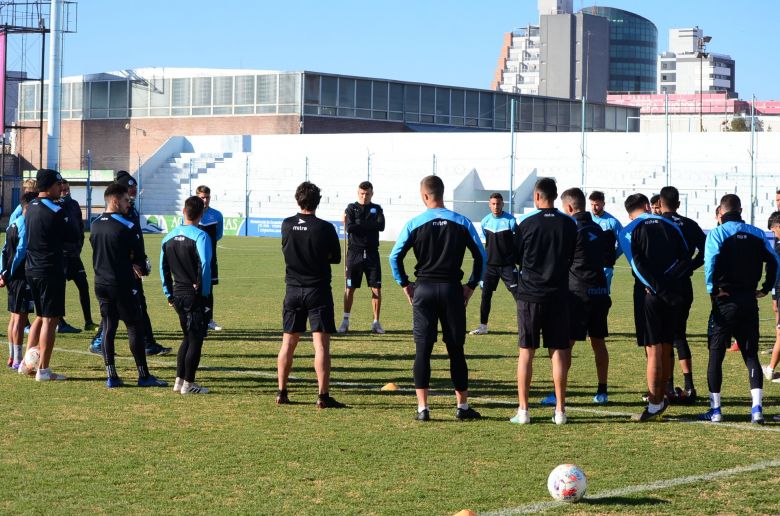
[532,98,545,125]
[172,78,191,107]
[90,81,108,118]
[72,82,83,117]
[389,83,403,113]
[570,102,581,130]
[149,78,170,116]
[108,81,128,117]
[479,92,493,119]
[372,81,388,111]
[465,91,478,126]
[451,89,464,117]
[404,85,419,115]
[235,75,255,106]
[131,81,149,115]
[257,74,277,105]
[304,75,320,105]
[213,76,233,106]
[278,73,299,107]
[436,88,449,116]
[420,86,435,115]
[61,83,72,112]
[494,94,507,126]
[356,80,371,109]
[321,76,337,109]
[338,78,355,108]
[557,100,569,127]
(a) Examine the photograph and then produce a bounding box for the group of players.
[2,168,225,394]
[280,176,780,424]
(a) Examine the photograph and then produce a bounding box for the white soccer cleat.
[552,410,567,425]
[337,320,349,334]
[173,377,184,393]
[180,381,209,395]
[510,409,531,425]
[763,365,775,381]
[370,321,385,334]
[35,369,67,382]
[469,324,488,335]
[208,320,222,331]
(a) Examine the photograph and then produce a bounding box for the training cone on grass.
[453,510,476,516]
[380,382,399,391]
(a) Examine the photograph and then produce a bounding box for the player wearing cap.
[90,171,171,357]
[277,182,345,408]
[699,194,779,424]
[21,169,80,381]
[338,181,386,335]
[57,179,96,334]
[510,178,576,425]
[90,183,167,388]
[619,193,690,422]
[469,192,517,336]
[588,191,622,293]
[161,196,212,395]
[195,185,224,332]
[1,192,37,369]
[390,175,486,422]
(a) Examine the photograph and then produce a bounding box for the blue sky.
[49,0,780,100]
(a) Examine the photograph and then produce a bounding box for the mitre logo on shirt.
[432,220,448,226]
[293,218,308,231]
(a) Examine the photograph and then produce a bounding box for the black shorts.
[7,278,34,314]
[94,283,143,323]
[482,264,518,294]
[64,255,87,281]
[345,249,381,289]
[569,293,611,341]
[282,285,336,334]
[516,298,570,349]
[672,280,694,348]
[27,274,65,318]
[633,285,677,346]
[708,292,759,353]
[412,281,466,347]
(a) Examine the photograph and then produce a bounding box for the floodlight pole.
[665,92,670,185]
[509,98,516,215]
[580,95,586,189]
[750,94,756,225]
[45,0,64,170]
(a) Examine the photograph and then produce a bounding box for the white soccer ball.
[22,346,40,375]
[547,464,587,502]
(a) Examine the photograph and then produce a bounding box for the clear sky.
[36,0,780,100]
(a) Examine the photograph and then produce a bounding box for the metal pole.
[304,156,309,182]
[665,92,670,185]
[432,154,437,176]
[137,153,142,216]
[367,151,371,182]
[750,94,756,225]
[581,95,586,189]
[244,154,249,237]
[86,149,92,229]
[699,53,703,132]
[46,0,63,170]
[509,98,516,215]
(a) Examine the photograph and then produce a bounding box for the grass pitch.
[1,235,779,515]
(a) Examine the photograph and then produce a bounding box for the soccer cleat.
[336,320,349,334]
[173,377,184,393]
[181,382,209,395]
[316,395,346,409]
[763,365,775,381]
[370,321,386,334]
[641,392,650,402]
[11,361,20,371]
[106,376,124,388]
[57,321,81,334]
[540,393,557,407]
[35,369,67,382]
[137,375,168,388]
[23,325,30,334]
[145,343,172,356]
[84,322,98,332]
[89,338,103,355]
[455,407,481,421]
[698,407,722,423]
[415,409,430,421]
[552,411,567,425]
[632,398,669,422]
[510,409,531,425]
[751,406,765,425]
[208,320,222,331]
[592,392,608,404]
[6,356,12,368]
[276,389,290,405]
[469,324,488,335]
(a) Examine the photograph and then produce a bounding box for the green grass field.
[1,235,779,515]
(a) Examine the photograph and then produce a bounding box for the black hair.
[534,177,557,201]
[420,175,444,201]
[624,193,650,213]
[561,187,586,211]
[184,195,205,221]
[295,182,322,211]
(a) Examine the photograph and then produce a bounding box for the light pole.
[697,32,712,132]
[125,123,147,214]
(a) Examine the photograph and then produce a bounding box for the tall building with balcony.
[657,27,736,97]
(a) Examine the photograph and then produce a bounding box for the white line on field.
[54,347,780,433]
[481,459,780,515]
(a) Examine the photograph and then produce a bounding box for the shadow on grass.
[584,496,669,507]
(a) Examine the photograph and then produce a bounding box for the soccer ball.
[547,464,587,502]
[20,346,40,375]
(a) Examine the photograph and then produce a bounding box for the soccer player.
[699,194,779,424]
[588,191,622,292]
[389,175,485,421]
[91,171,171,356]
[511,178,576,425]
[277,182,345,408]
[469,192,517,336]
[22,169,80,381]
[659,186,706,403]
[1,192,37,369]
[764,211,780,384]
[195,185,224,332]
[8,179,37,225]
[775,189,780,211]
[650,194,662,215]
[619,193,689,422]
[90,184,166,388]
[338,181,386,334]
[560,187,611,404]
[58,179,96,333]
[161,196,212,395]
